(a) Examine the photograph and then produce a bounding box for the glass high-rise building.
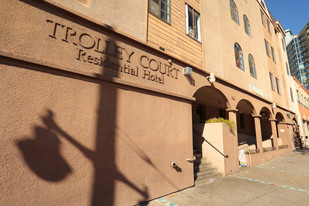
[285,23,309,90]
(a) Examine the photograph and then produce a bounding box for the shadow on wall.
[15,36,149,205]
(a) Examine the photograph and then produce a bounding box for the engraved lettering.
[46,20,64,39]
[79,33,96,49]
[62,26,78,45]
[140,55,149,69]
[76,48,87,62]
[149,59,159,71]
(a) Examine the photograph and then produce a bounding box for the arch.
[259,107,273,144]
[193,86,231,123]
[234,43,245,71]
[248,54,256,78]
[236,99,256,115]
[275,112,285,123]
[236,99,257,149]
[243,15,252,37]
[230,0,239,25]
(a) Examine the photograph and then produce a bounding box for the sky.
[265,0,309,34]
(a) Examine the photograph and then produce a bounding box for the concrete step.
[194,165,216,173]
[194,173,222,186]
[194,167,218,178]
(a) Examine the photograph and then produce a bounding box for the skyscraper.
[285,23,309,90]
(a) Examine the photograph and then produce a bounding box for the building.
[0,0,297,205]
[285,23,309,90]
[292,76,309,147]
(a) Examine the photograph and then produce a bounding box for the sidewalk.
[140,149,309,206]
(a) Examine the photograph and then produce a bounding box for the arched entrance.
[275,112,285,147]
[236,100,256,151]
[192,86,230,154]
[259,107,273,149]
[292,118,302,149]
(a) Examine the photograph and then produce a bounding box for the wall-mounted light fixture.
[286,111,290,116]
[271,103,276,108]
[207,73,216,84]
[303,116,306,120]
[183,67,192,76]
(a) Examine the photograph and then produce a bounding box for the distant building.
[285,23,309,90]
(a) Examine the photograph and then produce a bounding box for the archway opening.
[236,100,256,151]
[275,112,285,147]
[192,86,230,154]
[260,107,273,149]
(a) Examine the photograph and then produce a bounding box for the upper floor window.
[230,0,239,25]
[261,1,266,9]
[301,94,304,103]
[149,0,171,23]
[271,47,276,63]
[290,87,294,102]
[281,38,286,51]
[269,72,275,91]
[260,10,266,27]
[248,54,256,78]
[267,20,272,34]
[297,90,299,101]
[275,77,280,94]
[243,15,252,37]
[265,39,270,57]
[234,43,244,71]
[185,4,201,42]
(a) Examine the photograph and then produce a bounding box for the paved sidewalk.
[140,149,309,206]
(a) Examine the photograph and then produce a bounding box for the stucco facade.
[0,0,297,205]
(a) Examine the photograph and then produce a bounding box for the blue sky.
[265,0,309,34]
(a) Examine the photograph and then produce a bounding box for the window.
[261,1,266,8]
[286,62,290,75]
[271,47,276,63]
[234,43,245,71]
[230,0,239,25]
[297,90,299,101]
[243,15,251,37]
[265,39,270,56]
[149,0,171,23]
[260,10,265,26]
[185,4,201,42]
[275,77,280,94]
[267,20,271,34]
[290,87,294,102]
[248,54,256,78]
[282,38,286,51]
[301,94,303,103]
[269,72,275,90]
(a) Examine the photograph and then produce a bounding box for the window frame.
[265,39,270,57]
[243,15,252,38]
[271,47,276,63]
[149,0,171,24]
[267,19,272,34]
[269,72,275,91]
[275,77,280,94]
[260,10,266,27]
[234,43,245,71]
[230,0,240,25]
[248,54,257,78]
[185,4,201,42]
[290,87,294,102]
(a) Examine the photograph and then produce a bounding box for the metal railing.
[200,136,229,158]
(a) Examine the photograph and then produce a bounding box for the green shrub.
[206,117,235,132]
